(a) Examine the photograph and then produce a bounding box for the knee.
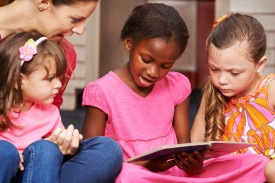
[264,159,275,182]
[0,140,20,164]
[84,136,122,155]
[24,140,62,160]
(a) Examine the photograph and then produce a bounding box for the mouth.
[139,76,155,87]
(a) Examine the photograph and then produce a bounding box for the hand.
[45,124,83,155]
[174,149,210,174]
[134,154,176,172]
[18,151,24,171]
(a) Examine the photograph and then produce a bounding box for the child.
[0,32,122,183]
[191,13,274,182]
[82,4,268,182]
[0,0,98,108]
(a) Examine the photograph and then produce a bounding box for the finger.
[56,129,67,145]
[61,125,74,150]
[176,153,192,168]
[192,151,205,161]
[18,152,24,171]
[174,158,188,171]
[45,128,63,142]
[68,129,80,155]
[18,162,24,171]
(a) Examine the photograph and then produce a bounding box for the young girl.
[0,32,122,183]
[82,3,268,182]
[0,0,98,108]
[191,13,274,182]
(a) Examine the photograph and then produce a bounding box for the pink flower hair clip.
[19,37,48,66]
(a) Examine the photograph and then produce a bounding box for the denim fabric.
[60,136,123,183]
[1,136,123,183]
[0,140,20,183]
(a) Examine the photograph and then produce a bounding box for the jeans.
[0,136,123,183]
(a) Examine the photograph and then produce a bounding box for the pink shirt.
[0,103,64,153]
[82,71,191,159]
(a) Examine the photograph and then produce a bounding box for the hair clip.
[213,15,228,28]
[19,37,48,66]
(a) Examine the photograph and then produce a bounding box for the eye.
[209,67,218,72]
[72,18,83,24]
[161,64,173,70]
[141,57,151,64]
[231,72,240,76]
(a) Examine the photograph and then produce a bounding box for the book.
[126,141,256,163]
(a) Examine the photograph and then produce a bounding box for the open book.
[126,141,256,163]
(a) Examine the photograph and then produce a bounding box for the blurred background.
[61,0,275,131]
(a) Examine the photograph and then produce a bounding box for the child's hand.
[134,154,176,172]
[46,124,83,155]
[18,151,24,171]
[174,149,210,174]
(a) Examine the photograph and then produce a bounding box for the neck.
[0,1,37,38]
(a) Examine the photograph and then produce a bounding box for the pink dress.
[82,71,269,183]
[0,103,64,153]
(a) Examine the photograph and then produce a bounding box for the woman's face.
[38,1,98,40]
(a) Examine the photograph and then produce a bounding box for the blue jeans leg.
[0,140,20,183]
[60,136,123,183]
[18,140,63,183]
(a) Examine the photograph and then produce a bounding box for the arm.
[82,106,107,138]
[173,97,191,144]
[191,93,207,142]
[173,97,208,174]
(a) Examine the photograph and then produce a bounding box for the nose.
[54,78,62,90]
[147,65,159,78]
[72,22,86,35]
[218,73,229,85]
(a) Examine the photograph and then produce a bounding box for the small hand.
[174,149,210,174]
[45,124,83,155]
[136,154,176,172]
[18,151,24,171]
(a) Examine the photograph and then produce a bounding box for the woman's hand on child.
[18,151,24,171]
[46,124,83,155]
[174,149,209,174]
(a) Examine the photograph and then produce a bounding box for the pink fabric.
[53,38,76,108]
[116,154,269,183]
[82,71,269,182]
[0,103,64,153]
[83,71,191,160]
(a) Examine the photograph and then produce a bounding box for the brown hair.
[204,13,267,140]
[0,32,67,131]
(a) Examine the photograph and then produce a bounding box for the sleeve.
[53,38,77,108]
[168,72,192,105]
[82,82,110,115]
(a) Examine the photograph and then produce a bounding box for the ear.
[256,55,267,73]
[124,38,132,52]
[37,0,51,11]
[15,73,28,90]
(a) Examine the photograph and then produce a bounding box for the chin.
[50,35,64,42]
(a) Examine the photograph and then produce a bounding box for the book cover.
[126,141,256,163]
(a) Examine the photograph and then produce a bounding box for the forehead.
[208,42,253,68]
[54,1,98,18]
[136,38,182,60]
